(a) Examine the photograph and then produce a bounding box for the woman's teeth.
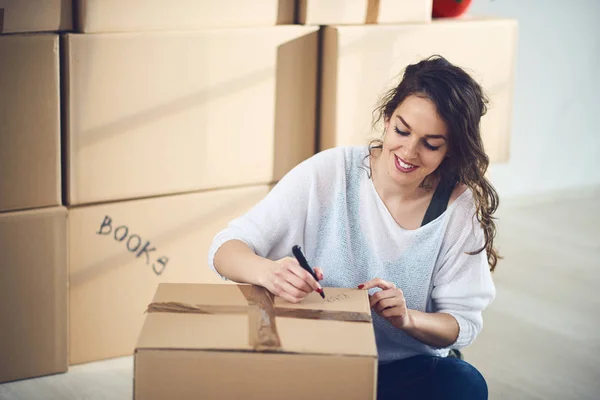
[397,156,416,169]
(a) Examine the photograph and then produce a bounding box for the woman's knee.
[431,357,488,399]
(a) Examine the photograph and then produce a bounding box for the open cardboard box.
[133,283,378,400]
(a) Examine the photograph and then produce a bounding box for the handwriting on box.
[96,215,168,276]
[325,293,351,303]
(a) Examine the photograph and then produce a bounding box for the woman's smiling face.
[380,94,449,187]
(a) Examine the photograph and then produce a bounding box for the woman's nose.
[401,138,419,160]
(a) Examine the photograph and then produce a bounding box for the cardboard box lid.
[136,283,377,358]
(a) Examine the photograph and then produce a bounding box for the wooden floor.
[1,189,599,400]
[464,188,600,399]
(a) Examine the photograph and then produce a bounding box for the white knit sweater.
[208,146,496,363]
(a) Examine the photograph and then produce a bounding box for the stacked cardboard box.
[64,1,319,366]
[75,0,295,32]
[0,2,71,383]
[319,18,518,163]
[1,0,320,382]
[297,1,518,163]
[68,185,276,364]
[0,0,72,34]
[63,26,318,206]
[297,0,433,25]
[0,208,68,383]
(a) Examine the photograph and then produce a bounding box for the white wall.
[469,0,600,198]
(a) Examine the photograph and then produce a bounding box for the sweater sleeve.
[207,151,327,279]
[430,193,496,349]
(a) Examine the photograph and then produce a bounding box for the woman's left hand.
[358,278,413,331]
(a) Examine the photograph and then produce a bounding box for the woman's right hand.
[258,257,324,303]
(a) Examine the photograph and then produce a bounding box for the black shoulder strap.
[421,178,457,227]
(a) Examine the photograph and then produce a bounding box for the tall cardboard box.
[0,34,62,213]
[0,207,68,383]
[64,26,319,206]
[0,0,72,34]
[75,0,295,33]
[69,185,272,364]
[297,0,432,25]
[134,283,378,400]
[320,18,518,163]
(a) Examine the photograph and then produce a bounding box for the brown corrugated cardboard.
[64,26,319,206]
[320,18,518,163]
[0,34,61,213]
[0,207,68,383]
[68,185,272,364]
[75,0,294,33]
[134,283,378,400]
[297,0,432,25]
[0,0,72,34]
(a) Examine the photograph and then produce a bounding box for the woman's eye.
[423,141,441,151]
[394,125,442,151]
[394,126,410,136]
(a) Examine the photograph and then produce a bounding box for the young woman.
[209,55,498,400]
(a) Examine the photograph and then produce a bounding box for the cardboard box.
[0,207,68,383]
[134,283,378,400]
[0,0,72,34]
[297,0,432,25]
[0,34,62,213]
[64,26,319,206]
[69,185,273,364]
[75,0,295,33]
[320,18,518,163]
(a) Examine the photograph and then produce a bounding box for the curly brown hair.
[370,55,500,271]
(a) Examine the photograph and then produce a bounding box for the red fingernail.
[358,284,364,289]
[316,288,323,294]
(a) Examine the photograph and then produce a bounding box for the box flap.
[136,283,377,357]
[274,289,377,357]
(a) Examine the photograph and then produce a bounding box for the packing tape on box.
[239,284,281,350]
[0,9,4,33]
[147,285,372,351]
[365,0,380,24]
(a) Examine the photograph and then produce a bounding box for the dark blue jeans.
[377,355,488,400]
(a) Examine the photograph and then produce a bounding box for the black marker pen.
[292,245,325,299]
